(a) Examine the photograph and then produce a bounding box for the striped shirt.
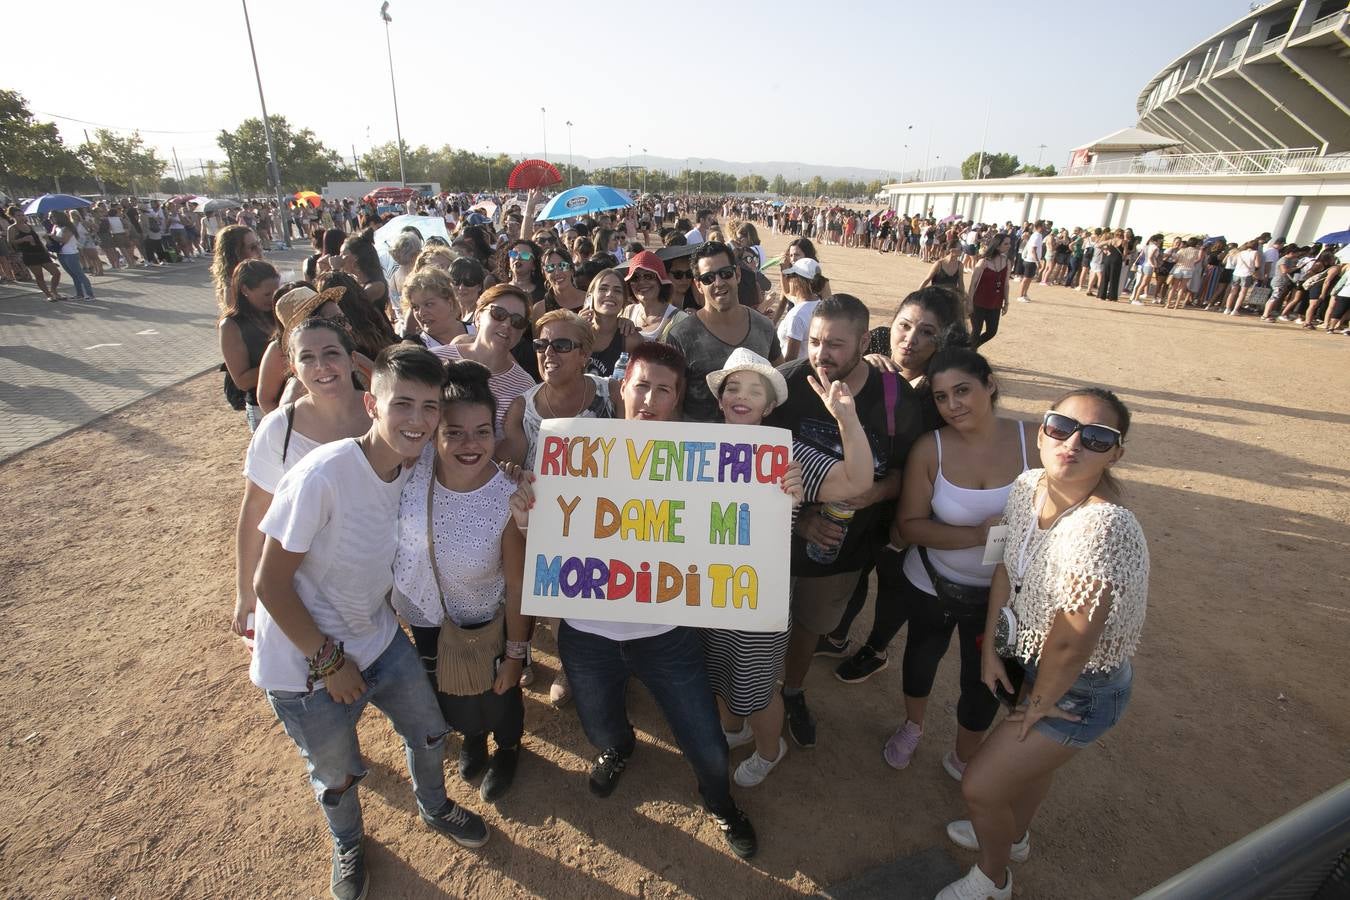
[432,343,537,440]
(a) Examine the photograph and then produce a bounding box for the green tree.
[79,129,165,195]
[807,175,826,197]
[961,151,1020,180]
[218,115,354,195]
[1016,163,1057,177]
[0,90,88,195]
[770,174,788,195]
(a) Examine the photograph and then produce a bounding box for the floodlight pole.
[240,0,291,247]
[380,2,406,186]
[566,121,574,186]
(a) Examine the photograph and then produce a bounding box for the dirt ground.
[2,232,1348,900]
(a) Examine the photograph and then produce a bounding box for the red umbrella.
[365,186,418,204]
[508,159,562,190]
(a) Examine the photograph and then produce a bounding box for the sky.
[8,0,1256,180]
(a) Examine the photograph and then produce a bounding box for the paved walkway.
[0,251,306,461]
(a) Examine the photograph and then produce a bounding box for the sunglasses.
[630,270,659,282]
[1041,412,1123,453]
[695,265,737,286]
[668,268,692,279]
[534,235,558,245]
[485,304,529,330]
[532,337,580,354]
[508,249,534,261]
[544,262,573,273]
[451,277,483,288]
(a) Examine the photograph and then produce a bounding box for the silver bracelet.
[505,640,530,660]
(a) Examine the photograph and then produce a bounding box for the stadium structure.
[882,0,1350,243]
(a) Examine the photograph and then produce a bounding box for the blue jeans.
[58,254,93,298]
[558,622,733,815]
[267,631,453,850]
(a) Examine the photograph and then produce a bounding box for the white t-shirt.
[250,439,410,692]
[244,405,323,493]
[776,298,819,360]
[1021,231,1045,263]
[1262,247,1280,269]
[684,226,705,245]
[565,617,675,642]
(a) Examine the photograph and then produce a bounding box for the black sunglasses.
[1041,412,1123,453]
[532,337,580,354]
[451,277,483,288]
[668,268,692,279]
[630,270,659,282]
[534,235,558,245]
[486,304,529,330]
[695,265,738,286]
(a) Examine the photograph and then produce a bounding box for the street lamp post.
[379,2,407,186]
[486,146,492,193]
[540,108,548,162]
[627,144,632,191]
[642,148,648,194]
[240,0,291,248]
[565,121,573,186]
[697,161,702,195]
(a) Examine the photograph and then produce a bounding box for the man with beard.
[665,241,781,422]
[766,295,925,747]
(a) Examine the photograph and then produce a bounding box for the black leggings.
[411,624,524,748]
[1098,253,1122,301]
[970,307,1001,346]
[858,546,999,732]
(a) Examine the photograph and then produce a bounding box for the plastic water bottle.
[611,351,630,382]
[805,503,855,565]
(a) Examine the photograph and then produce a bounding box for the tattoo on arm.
[1030,695,1042,708]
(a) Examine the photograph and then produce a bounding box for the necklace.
[538,381,588,419]
[1011,483,1086,594]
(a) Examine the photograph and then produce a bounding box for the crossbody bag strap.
[424,468,457,625]
[882,370,898,438]
[281,402,297,464]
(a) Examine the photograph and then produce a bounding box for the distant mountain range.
[519,151,960,184]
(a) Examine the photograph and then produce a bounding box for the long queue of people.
[219,193,1149,900]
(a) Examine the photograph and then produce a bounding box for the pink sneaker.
[942,750,967,782]
[883,721,922,770]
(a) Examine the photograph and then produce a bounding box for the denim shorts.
[1021,657,1132,748]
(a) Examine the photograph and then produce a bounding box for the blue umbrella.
[24,193,93,215]
[1314,229,1350,245]
[536,185,633,221]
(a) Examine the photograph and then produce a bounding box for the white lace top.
[392,446,516,628]
[1003,470,1149,671]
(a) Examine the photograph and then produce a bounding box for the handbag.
[220,363,247,411]
[425,471,504,696]
[917,545,989,622]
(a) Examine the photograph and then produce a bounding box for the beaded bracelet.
[306,638,346,690]
[505,640,530,660]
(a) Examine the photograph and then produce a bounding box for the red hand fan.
[508,159,563,190]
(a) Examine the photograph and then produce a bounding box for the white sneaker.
[935,864,1012,900]
[946,820,1031,863]
[1130,299,1143,306]
[548,671,571,706]
[1017,297,1030,303]
[723,720,754,749]
[733,738,786,788]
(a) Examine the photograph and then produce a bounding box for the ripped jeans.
[267,630,452,849]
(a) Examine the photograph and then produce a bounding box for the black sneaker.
[835,645,889,684]
[480,745,520,802]
[712,806,758,860]
[458,733,488,781]
[813,634,853,658]
[420,802,490,849]
[330,841,369,900]
[589,747,629,797]
[782,691,816,748]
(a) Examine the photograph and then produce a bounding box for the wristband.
[505,640,530,660]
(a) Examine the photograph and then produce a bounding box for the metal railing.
[1060,148,1350,178]
[1138,780,1350,900]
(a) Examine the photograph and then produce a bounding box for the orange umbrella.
[294,190,322,207]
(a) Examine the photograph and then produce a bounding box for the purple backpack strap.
[882,371,899,438]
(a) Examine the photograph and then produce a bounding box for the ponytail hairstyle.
[224,259,280,325]
[926,327,997,406]
[340,228,386,285]
[441,359,497,421]
[1049,387,1132,495]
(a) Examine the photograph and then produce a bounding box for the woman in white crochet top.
[937,388,1148,900]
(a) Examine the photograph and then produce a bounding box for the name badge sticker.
[982,525,1009,566]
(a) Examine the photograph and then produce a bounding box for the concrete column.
[921,194,930,216]
[1272,195,1299,241]
[964,192,977,220]
[1100,192,1118,228]
[1020,193,1033,224]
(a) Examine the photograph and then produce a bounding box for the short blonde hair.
[403,266,454,301]
[534,309,594,356]
[413,244,457,271]
[390,231,423,265]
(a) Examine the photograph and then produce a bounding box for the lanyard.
[1012,486,1082,594]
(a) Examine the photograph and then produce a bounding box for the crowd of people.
[212,189,1162,900]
